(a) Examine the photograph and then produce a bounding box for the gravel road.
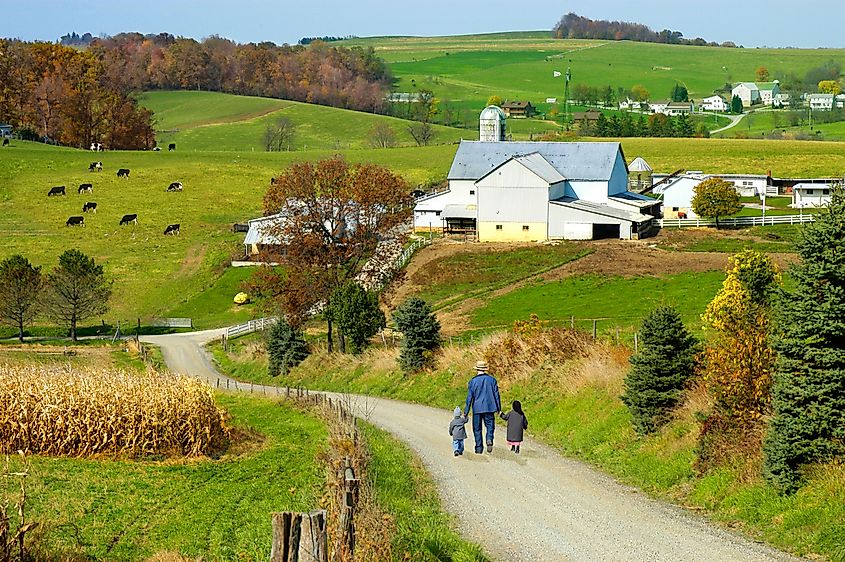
[142,330,803,562]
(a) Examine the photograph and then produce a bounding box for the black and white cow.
[48,186,66,196]
[168,143,176,151]
[82,202,97,213]
[119,214,137,226]
[66,216,84,227]
[117,168,130,178]
[166,181,183,192]
[89,161,102,172]
[163,224,180,235]
[2,139,9,147]
[78,183,93,194]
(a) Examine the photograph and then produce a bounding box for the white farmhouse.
[732,83,761,107]
[700,95,727,112]
[791,183,834,208]
[757,81,781,106]
[413,107,662,241]
[649,100,670,114]
[664,101,695,115]
[807,93,834,111]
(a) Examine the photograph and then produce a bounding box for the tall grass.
[0,366,229,458]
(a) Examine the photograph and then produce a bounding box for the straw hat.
[475,360,488,372]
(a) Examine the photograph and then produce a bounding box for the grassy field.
[714,109,845,141]
[340,33,845,116]
[140,91,469,152]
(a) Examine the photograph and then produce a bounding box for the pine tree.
[266,318,310,376]
[327,282,385,354]
[393,297,440,373]
[764,187,845,492]
[731,94,744,114]
[621,306,697,435]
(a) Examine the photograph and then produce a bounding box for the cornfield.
[0,365,230,458]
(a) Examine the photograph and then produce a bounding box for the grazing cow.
[232,223,249,233]
[166,181,183,192]
[66,216,84,227]
[48,186,66,197]
[168,143,176,151]
[89,161,102,172]
[82,202,97,213]
[78,183,93,194]
[119,213,138,226]
[270,177,277,185]
[163,223,180,236]
[2,139,8,147]
[410,189,426,199]
[117,168,130,178]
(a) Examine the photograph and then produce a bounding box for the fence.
[225,316,278,339]
[660,214,815,228]
[150,317,193,328]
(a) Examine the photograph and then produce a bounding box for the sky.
[1,0,843,49]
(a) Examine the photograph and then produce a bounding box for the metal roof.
[628,157,652,172]
[490,152,567,184]
[441,204,477,219]
[448,140,623,182]
[609,193,660,208]
[551,197,651,223]
[244,215,285,246]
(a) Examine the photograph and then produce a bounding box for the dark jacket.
[500,410,528,442]
[464,372,501,414]
[449,413,468,440]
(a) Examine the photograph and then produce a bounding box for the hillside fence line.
[659,214,815,228]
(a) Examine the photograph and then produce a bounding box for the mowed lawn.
[20,394,327,561]
[140,91,469,152]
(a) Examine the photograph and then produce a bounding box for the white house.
[757,81,781,106]
[791,183,833,208]
[413,107,661,241]
[837,94,845,109]
[732,83,761,107]
[619,97,647,111]
[652,172,774,197]
[649,100,670,115]
[700,95,727,112]
[807,94,834,111]
[664,101,695,115]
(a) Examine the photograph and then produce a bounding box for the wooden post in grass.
[592,319,597,340]
[339,458,359,559]
[270,510,327,562]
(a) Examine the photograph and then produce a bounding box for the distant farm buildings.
[413,106,661,241]
[501,101,536,118]
[732,81,781,107]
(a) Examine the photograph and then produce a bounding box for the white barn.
[414,108,661,241]
[792,183,833,208]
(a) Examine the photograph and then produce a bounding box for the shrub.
[393,297,440,373]
[621,306,697,435]
[0,366,229,458]
[267,319,310,376]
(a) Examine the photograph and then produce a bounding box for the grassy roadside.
[210,339,845,561]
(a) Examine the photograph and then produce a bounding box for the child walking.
[500,400,528,454]
[448,407,468,456]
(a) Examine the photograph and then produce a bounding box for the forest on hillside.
[552,13,736,48]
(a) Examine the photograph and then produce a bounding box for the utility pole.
[564,64,572,129]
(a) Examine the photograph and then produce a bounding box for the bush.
[621,307,697,435]
[393,297,440,373]
[267,319,310,376]
[328,282,385,354]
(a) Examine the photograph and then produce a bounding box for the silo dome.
[628,156,654,192]
[479,105,506,142]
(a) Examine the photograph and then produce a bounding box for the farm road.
[142,329,802,562]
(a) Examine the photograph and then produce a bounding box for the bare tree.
[407,121,434,146]
[263,116,296,151]
[367,122,397,148]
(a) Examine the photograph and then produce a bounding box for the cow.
[119,214,137,226]
[270,177,277,185]
[410,189,426,199]
[78,183,93,194]
[168,143,176,151]
[232,223,249,233]
[166,181,183,192]
[2,139,8,147]
[82,202,97,213]
[66,216,84,227]
[48,186,66,197]
[89,161,102,172]
[117,168,130,178]
[163,223,180,236]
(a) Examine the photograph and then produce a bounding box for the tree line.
[0,40,155,149]
[88,33,392,113]
[578,112,709,139]
[552,13,737,48]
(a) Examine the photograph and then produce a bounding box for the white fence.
[660,214,816,229]
[225,317,278,338]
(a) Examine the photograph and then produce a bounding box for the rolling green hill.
[139,91,470,151]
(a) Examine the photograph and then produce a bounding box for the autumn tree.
[622,306,697,435]
[756,66,770,82]
[764,187,845,492]
[327,281,385,354]
[43,249,112,341]
[487,95,503,107]
[367,122,397,148]
[0,255,43,343]
[263,116,296,151]
[631,84,650,102]
[697,250,779,469]
[817,80,841,95]
[393,297,440,373]
[256,157,411,351]
[691,178,742,228]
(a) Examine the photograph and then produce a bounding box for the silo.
[479,105,507,142]
[628,156,653,192]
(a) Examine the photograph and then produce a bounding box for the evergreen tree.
[671,83,689,102]
[621,306,697,435]
[266,318,310,376]
[764,187,845,492]
[676,113,695,137]
[731,95,744,114]
[607,114,622,137]
[595,112,609,137]
[393,297,440,373]
[327,281,385,354]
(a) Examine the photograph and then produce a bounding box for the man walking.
[464,360,501,454]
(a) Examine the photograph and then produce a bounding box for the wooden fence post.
[570,315,575,329]
[592,319,597,340]
[339,458,359,559]
[270,510,327,562]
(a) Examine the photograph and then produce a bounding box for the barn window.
[495,224,503,230]
[522,225,529,231]
[470,190,475,195]
[435,211,441,216]
[807,189,814,195]
[672,207,679,212]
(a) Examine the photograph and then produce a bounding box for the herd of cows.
[47,161,182,235]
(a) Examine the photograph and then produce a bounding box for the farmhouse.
[731,83,761,107]
[414,106,661,241]
[648,100,670,114]
[756,81,781,106]
[791,183,833,208]
[664,101,694,116]
[653,172,775,197]
[700,95,727,112]
[807,93,834,111]
[572,109,602,128]
[501,101,535,118]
